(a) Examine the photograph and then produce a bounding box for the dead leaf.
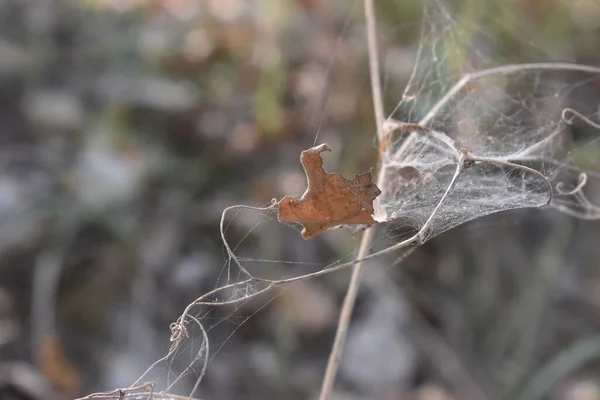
[277,143,381,239]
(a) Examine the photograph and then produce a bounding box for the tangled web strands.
[376,66,600,240]
[375,1,600,240]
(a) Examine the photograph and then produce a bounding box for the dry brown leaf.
[277,143,381,239]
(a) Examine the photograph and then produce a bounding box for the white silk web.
[375,66,600,241]
[374,0,600,242]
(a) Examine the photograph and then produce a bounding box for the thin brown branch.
[319,0,385,396]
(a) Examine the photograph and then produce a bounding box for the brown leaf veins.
[277,143,381,239]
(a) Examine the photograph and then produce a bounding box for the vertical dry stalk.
[318,0,386,398]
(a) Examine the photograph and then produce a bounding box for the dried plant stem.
[365,0,384,142]
[318,181,383,400]
[319,0,386,397]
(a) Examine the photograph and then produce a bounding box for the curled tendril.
[562,108,600,130]
[556,172,588,196]
[170,319,188,342]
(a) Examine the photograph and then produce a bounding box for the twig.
[365,0,385,143]
[318,0,385,397]
[75,382,155,400]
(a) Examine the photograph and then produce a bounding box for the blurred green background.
[0,0,600,399]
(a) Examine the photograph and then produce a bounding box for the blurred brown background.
[0,0,600,399]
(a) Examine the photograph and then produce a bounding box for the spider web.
[83,1,600,399]
[375,0,600,241]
